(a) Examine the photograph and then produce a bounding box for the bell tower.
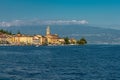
[46,26,50,35]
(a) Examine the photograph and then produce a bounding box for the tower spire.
[46,26,50,35]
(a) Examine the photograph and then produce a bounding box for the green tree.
[17,30,21,34]
[64,37,70,44]
[0,29,12,35]
[77,38,87,45]
[9,31,12,35]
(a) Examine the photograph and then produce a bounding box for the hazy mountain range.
[0,25,120,44]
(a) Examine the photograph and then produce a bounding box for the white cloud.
[42,20,88,25]
[0,19,88,27]
[0,20,26,27]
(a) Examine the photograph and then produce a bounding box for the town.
[0,26,87,46]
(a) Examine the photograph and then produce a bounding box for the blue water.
[0,45,120,80]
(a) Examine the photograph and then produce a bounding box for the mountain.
[0,25,120,44]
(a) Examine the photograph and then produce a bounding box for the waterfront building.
[0,33,9,44]
[0,26,79,45]
[6,35,13,44]
[69,38,77,44]
[11,34,33,45]
[45,26,65,45]
[33,35,47,45]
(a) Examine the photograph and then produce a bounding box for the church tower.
[46,26,50,35]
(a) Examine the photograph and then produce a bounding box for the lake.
[0,45,120,80]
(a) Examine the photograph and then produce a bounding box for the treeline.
[77,38,87,45]
[0,29,12,35]
[64,37,87,45]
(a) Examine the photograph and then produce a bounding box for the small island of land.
[0,26,87,46]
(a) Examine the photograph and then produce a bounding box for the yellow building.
[11,34,33,45]
[46,26,65,45]
[69,38,77,44]
[6,35,13,44]
[1,26,66,45]
[33,35,47,45]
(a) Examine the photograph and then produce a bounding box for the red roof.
[0,34,7,38]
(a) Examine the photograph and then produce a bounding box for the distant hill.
[1,25,120,44]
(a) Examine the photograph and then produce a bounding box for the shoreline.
[0,44,86,46]
[1,44,120,47]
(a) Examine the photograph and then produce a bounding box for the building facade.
[46,26,65,45]
[11,34,33,45]
[0,26,66,45]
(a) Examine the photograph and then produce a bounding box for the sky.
[0,0,120,27]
